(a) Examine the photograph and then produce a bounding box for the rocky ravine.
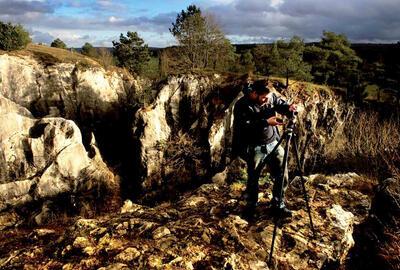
[135,74,348,198]
[1,52,349,199]
[0,173,374,270]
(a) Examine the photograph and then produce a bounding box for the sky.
[1,0,399,48]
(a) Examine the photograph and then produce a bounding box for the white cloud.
[270,0,284,8]
[108,16,122,23]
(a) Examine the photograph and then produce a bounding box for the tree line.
[1,5,399,104]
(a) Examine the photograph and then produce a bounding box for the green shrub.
[51,38,67,49]
[0,21,31,51]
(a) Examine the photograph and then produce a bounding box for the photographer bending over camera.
[232,79,297,220]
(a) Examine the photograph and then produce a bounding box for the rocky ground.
[0,173,375,270]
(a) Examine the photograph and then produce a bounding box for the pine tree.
[270,36,312,87]
[112,31,150,75]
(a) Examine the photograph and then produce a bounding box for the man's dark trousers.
[245,140,289,211]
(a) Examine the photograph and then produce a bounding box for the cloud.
[0,0,55,15]
[1,0,399,47]
[203,0,400,43]
[30,30,55,44]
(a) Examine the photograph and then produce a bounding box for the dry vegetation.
[324,109,400,179]
[0,44,101,67]
[28,44,100,66]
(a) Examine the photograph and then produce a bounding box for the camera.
[286,110,298,119]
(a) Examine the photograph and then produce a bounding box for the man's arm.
[271,93,296,117]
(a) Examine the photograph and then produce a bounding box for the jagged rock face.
[134,75,215,194]
[0,95,116,229]
[0,173,373,269]
[0,54,138,120]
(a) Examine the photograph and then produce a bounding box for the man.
[232,79,297,220]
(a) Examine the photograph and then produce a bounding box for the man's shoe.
[242,203,257,222]
[271,206,293,218]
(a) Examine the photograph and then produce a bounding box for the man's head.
[249,79,270,105]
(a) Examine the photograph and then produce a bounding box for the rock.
[120,200,145,214]
[326,204,355,263]
[34,201,52,225]
[375,178,400,225]
[73,236,92,249]
[0,54,140,120]
[115,247,141,263]
[183,196,208,208]
[133,76,215,194]
[152,226,171,239]
[32,228,56,238]
[98,234,124,252]
[0,211,20,230]
[0,95,116,228]
[0,170,373,270]
[98,263,129,270]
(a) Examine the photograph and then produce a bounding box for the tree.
[304,45,330,84]
[240,50,255,72]
[169,5,234,70]
[252,45,273,76]
[81,42,97,58]
[169,5,201,38]
[307,31,361,87]
[51,38,67,49]
[0,21,31,51]
[112,31,150,75]
[270,36,312,87]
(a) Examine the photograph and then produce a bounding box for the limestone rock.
[133,75,214,193]
[0,54,140,120]
[115,247,141,263]
[152,226,171,239]
[0,95,116,228]
[120,200,145,214]
[0,173,373,270]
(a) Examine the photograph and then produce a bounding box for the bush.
[97,48,115,69]
[325,109,400,179]
[0,21,31,51]
[51,38,67,49]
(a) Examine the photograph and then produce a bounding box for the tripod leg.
[293,138,316,237]
[269,133,291,265]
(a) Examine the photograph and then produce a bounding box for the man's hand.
[267,116,283,126]
[289,104,297,112]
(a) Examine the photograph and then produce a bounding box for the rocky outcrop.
[133,75,220,195]
[0,54,139,120]
[0,173,373,269]
[0,95,117,229]
[0,52,143,196]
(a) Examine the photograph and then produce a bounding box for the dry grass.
[379,228,400,270]
[324,109,400,179]
[1,44,101,67]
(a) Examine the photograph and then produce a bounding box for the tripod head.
[284,111,298,134]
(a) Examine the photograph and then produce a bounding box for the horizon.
[1,0,400,48]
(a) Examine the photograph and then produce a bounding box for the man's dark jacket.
[232,92,291,158]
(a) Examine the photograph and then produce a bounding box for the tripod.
[253,116,316,266]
